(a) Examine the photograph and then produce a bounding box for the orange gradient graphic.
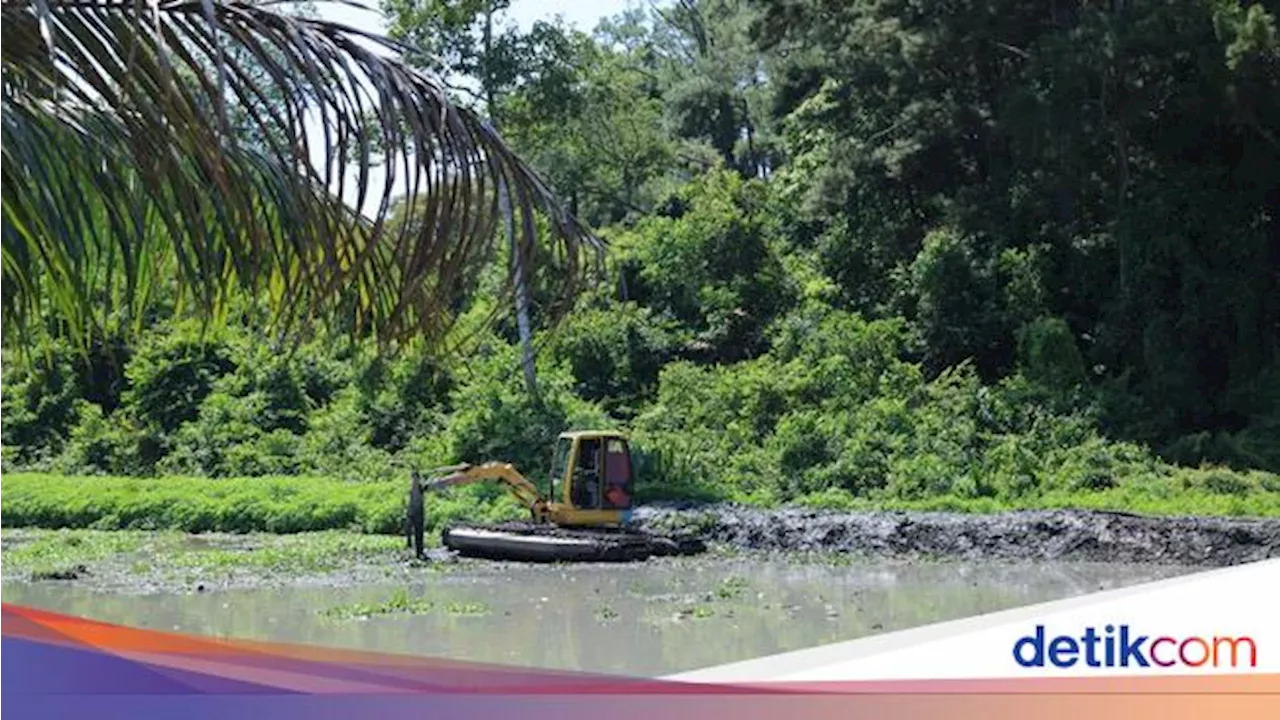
[3,603,1278,719]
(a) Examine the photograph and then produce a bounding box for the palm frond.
[1,0,602,353]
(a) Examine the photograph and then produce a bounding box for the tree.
[500,24,677,228]
[382,0,555,400]
[651,0,780,177]
[750,0,1280,452]
[1,0,599,362]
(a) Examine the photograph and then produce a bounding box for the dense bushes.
[1,317,619,493]
[6,1,1280,536]
[1,339,102,466]
[545,300,681,416]
[613,171,797,364]
[632,308,1083,505]
[3,168,1278,521]
[445,342,615,479]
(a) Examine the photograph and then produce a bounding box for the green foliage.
[447,341,614,484]
[55,401,146,476]
[630,309,1279,510]
[501,31,678,227]
[1,343,83,465]
[1017,316,1087,395]
[0,473,525,535]
[122,322,237,434]
[545,299,681,416]
[757,0,1280,458]
[5,0,1280,527]
[5,465,1278,541]
[909,228,1005,375]
[0,473,384,533]
[354,340,453,452]
[295,388,400,481]
[321,589,437,620]
[614,170,796,362]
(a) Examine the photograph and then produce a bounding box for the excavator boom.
[421,462,545,511]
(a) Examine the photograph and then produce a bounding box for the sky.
[301,0,654,217]
[316,0,647,36]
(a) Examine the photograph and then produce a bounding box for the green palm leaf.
[1,0,601,354]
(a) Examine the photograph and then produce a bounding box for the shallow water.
[1,557,1194,677]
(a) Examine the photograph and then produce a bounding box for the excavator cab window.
[602,439,634,510]
[572,438,602,509]
[549,437,572,503]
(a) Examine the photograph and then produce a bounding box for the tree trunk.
[501,179,540,402]
[484,4,539,402]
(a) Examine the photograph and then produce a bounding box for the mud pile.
[629,505,1280,566]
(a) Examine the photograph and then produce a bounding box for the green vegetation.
[4,465,1278,539]
[0,530,144,580]
[4,1,1279,525]
[443,601,492,617]
[318,592,490,620]
[0,473,526,534]
[683,605,716,620]
[162,533,412,576]
[3,1,597,356]
[714,576,750,600]
[0,529,414,583]
[320,589,437,620]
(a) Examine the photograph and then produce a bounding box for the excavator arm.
[405,463,549,558]
[420,463,546,510]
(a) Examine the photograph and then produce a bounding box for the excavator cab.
[551,431,634,513]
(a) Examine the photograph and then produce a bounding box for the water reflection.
[1,558,1192,676]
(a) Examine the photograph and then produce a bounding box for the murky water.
[1,558,1193,676]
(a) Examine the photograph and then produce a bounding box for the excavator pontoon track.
[441,522,706,563]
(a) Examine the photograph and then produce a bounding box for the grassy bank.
[3,468,1280,538]
[0,473,527,535]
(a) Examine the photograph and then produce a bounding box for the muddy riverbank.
[12,504,1271,597]
[629,505,1280,566]
[3,506,1278,593]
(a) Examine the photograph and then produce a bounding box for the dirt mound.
[629,505,1280,566]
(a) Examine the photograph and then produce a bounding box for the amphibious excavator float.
[406,431,706,563]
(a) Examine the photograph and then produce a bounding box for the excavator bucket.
[407,471,426,559]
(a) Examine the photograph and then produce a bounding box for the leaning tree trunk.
[500,178,540,402]
[483,4,538,404]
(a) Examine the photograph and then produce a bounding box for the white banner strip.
[670,559,1280,683]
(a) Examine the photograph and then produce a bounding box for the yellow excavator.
[406,430,705,562]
